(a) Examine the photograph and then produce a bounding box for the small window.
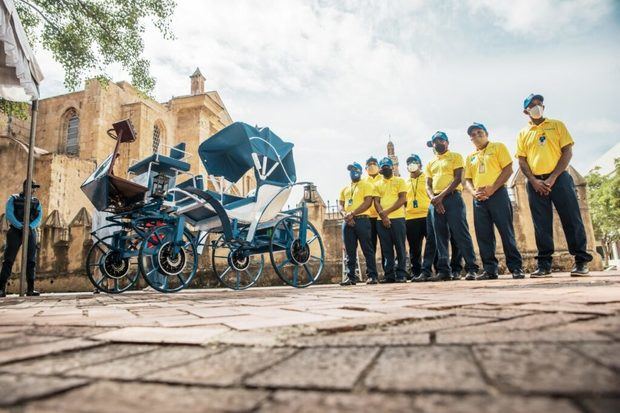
[65,110,79,156]
[153,124,161,153]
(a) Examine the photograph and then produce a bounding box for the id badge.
[413,200,418,208]
[348,199,353,206]
[478,163,486,174]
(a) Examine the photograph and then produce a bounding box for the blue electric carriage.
[81,120,325,293]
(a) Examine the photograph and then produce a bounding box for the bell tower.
[190,67,205,95]
[387,139,400,176]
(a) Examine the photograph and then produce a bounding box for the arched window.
[152,124,162,153]
[64,109,79,155]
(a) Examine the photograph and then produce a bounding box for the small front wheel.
[211,234,264,290]
[86,234,140,294]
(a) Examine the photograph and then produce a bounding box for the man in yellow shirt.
[338,162,378,285]
[373,157,408,283]
[517,94,592,277]
[363,156,383,278]
[425,131,479,281]
[403,154,433,282]
[464,123,524,280]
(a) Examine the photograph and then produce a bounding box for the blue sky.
[39,0,620,203]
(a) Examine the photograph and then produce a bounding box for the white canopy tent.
[0,0,44,296]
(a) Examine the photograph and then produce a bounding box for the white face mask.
[528,105,544,119]
[407,163,420,173]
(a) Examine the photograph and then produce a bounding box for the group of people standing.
[338,93,593,285]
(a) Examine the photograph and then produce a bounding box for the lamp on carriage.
[303,184,317,203]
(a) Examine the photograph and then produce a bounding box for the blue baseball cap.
[426,131,449,147]
[406,154,422,165]
[523,93,544,109]
[366,156,378,165]
[378,157,393,168]
[347,162,363,172]
[467,122,487,136]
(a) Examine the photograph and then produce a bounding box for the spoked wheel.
[86,234,140,294]
[211,234,264,290]
[138,225,198,293]
[269,216,325,288]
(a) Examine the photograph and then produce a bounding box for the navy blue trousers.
[0,226,37,290]
[429,192,479,274]
[526,171,593,270]
[473,186,523,274]
[343,217,378,281]
[376,218,408,281]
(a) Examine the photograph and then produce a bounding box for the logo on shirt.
[538,135,546,146]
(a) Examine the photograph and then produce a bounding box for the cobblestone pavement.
[0,272,618,412]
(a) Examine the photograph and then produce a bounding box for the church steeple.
[386,138,400,176]
[190,67,205,95]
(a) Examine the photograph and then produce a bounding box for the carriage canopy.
[198,122,296,186]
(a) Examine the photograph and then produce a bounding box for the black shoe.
[475,271,498,280]
[465,271,477,280]
[395,278,407,283]
[26,290,40,296]
[366,278,378,285]
[451,271,462,281]
[0,290,5,298]
[379,278,396,284]
[340,279,357,286]
[570,263,590,277]
[429,272,451,282]
[511,269,525,279]
[412,273,431,282]
[530,268,551,278]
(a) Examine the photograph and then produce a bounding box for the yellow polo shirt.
[374,176,407,219]
[464,141,512,189]
[405,173,430,220]
[363,174,382,218]
[339,180,375,214]
[515,118,574,175]
[425,151,464,194]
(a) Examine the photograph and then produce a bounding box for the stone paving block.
[287,332,429,347]
[580,397,620,413]
[146,347,296,386]
[437,329,610,344]
[221,313,339,330]
[453,308,535,320]
[67,345,218,380]
[23,381,269,413]
[246,347,378,390]
[258,390,415,412]
[364,346,487,393]
[0,338,101,365]
[512,303,617,316]
[0,334,63,351]
[568,342,620,371]
[0,374,89,406]
[379,315,492,334]
[24,326,115,338]
[315,310,451,333]
[91,326,229,344]
[0,344,157,375]
[473,343,620,395]
[410,394,581,413]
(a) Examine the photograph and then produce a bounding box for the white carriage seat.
[224,183,291,224]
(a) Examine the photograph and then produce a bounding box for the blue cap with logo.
[467,122,487,136]
[347,162,363,172]
[366,156,378,165]
[426,131,449,147]
[378,157,393,168]
[523,93,544,109]
[406,154,422,165]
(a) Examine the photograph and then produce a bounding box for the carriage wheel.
[86,235,140,294]
[138,225,198,293]
[269,216,325,288]
[211,234,264,290]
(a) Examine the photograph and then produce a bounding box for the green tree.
[1,0,176,117]
[586,158,620,266]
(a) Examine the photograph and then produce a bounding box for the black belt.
[534,174,551,179]
[354,215,369,219]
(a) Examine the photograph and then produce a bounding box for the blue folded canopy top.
[198,122,296,186]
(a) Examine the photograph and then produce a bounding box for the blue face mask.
[350,170,362,181]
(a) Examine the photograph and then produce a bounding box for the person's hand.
[543,175,557,190]
[381,216,391,228]
[430,194,444,206]
[530,178,550,196]
[476,186,494,200]
[344,212,354,222]
[434,200,446,214]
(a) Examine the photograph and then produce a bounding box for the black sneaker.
[511,270,525,279]
[475,272,498,280]
[366,278,378,285]
[412,273,432,282]
[570,263,590,277]
[340,279,357,286]
[429,272,451,282]
[451,271,462,281]
[379,278,396,284]
[530,268,551,278]
[0,290,5,298]
[465,271,477,280]
[26,290,40,296]
[395,278,407,283]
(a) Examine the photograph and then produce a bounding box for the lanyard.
[348,183,358,204]
[410,176,420,202]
